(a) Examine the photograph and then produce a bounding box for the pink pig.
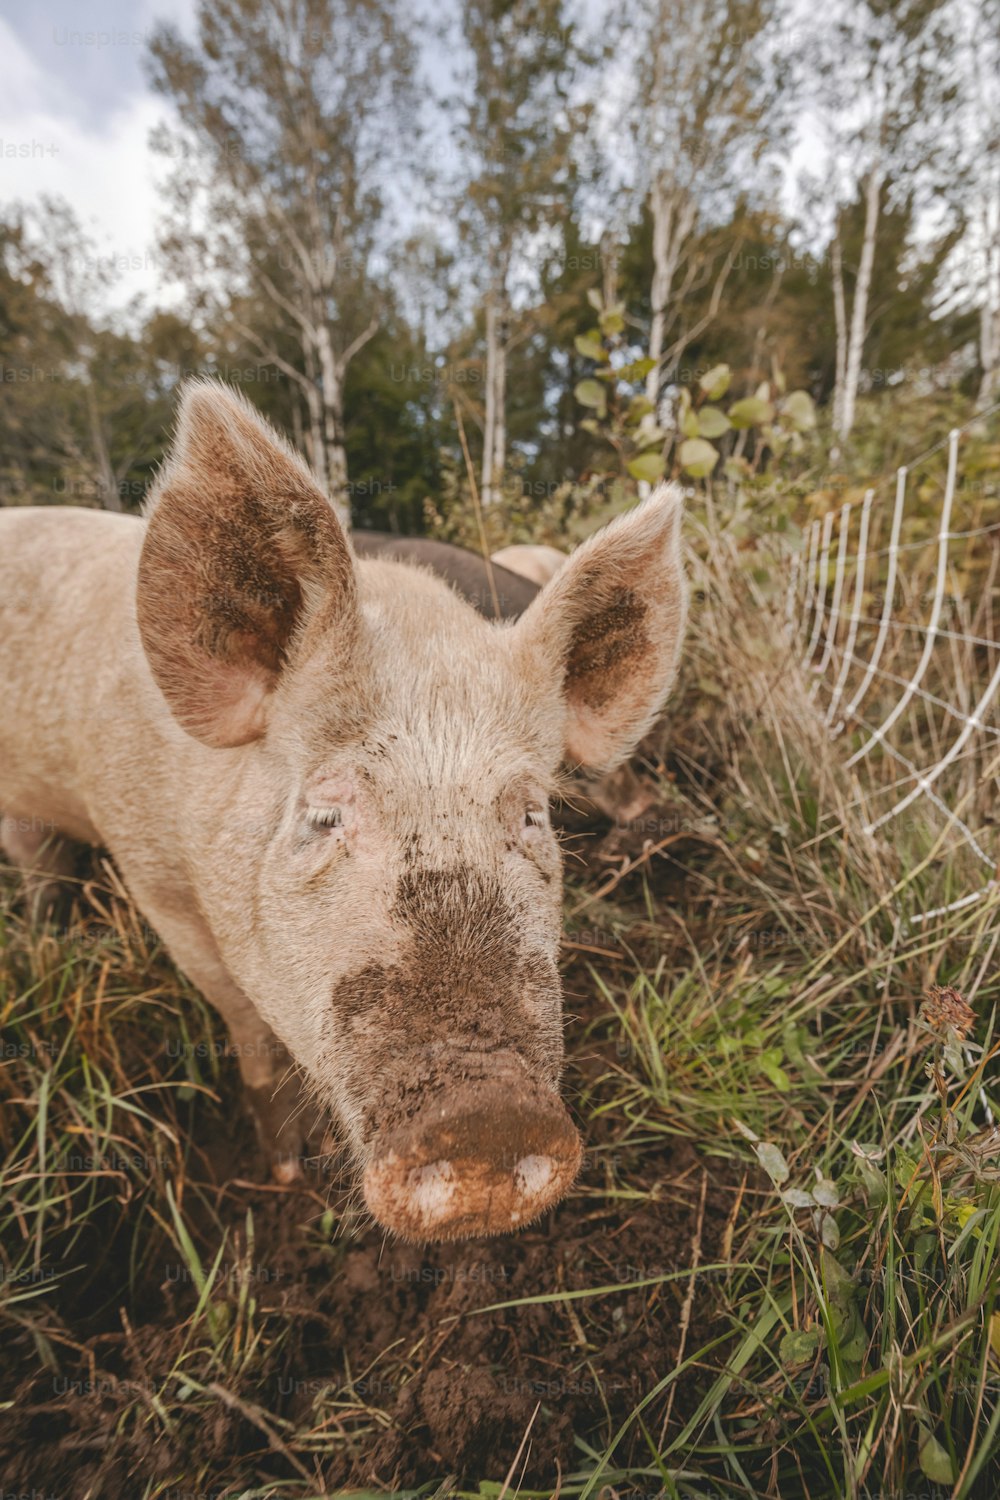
[0,383,687,1241]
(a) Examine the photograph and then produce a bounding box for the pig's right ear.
[514,485,688,772]
[137,381,358,748]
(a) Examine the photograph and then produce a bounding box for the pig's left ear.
[515,485,688,771]
[138,380,358,748]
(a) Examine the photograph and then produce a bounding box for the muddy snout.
[363,1062,582,1242]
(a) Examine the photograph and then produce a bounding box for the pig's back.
[0,506,147,841]
[351,532,539,619]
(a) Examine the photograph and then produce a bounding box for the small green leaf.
[820,1212,840,1249]
[918,1431,955,1485]
[625,394,655,424]
[697,405,731,438]
[813,1178,840,1208]
[599,308,625,336]
[678,437,719,478]
[780,1327,822,1364]
[627,451,665,482]
[574,330,608,361]
[760,1051,791,1092]
[837,1310,866,1364]
[699,363,731,399]
[820,1248,855,1310]
[783,389,816,431]
[617,357,656,383]
[755,1141,790,1185]
[782,1188,815,1210]
[681,409,700,439]
[913,1230,936,1268]
[586,288,603,312]
[729,396,774,429]
[574,379,607,414]
[943,1036,965,1074]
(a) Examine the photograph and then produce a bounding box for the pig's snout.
[362,1068,581,1241]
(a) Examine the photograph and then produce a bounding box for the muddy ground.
[0,789,747,1495]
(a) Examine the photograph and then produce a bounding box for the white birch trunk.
[645,176,674,408]
[978,297,1000,409]
[837,162,882,442]
[976,214,1000,410]
[492,321,506,494]
[316,320,351,530]
[644,177,697,409]
[831,228,848,439]
[481,294,498,507]
[481,285,507,506]
[303,375,328,500]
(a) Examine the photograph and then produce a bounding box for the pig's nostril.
[406,1158,457,1219]
[512,1153,554,1200]
[362,1073,581,1242]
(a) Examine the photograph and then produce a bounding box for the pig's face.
[249,588,571,1232]
[137,382,687,1240]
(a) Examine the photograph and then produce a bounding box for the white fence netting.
[785,409,1000,924]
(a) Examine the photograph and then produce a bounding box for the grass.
[1,499,999,1496]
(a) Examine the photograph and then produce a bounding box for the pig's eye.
[305,806,344,834]
[522,805,549,838]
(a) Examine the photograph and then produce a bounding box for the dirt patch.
[0,1135,735,1495]
[0,777,741,1495]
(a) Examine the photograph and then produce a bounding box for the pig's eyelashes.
[521,806,549,842]
[305,807,344,833]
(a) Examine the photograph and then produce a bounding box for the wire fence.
[784,405,1000,925]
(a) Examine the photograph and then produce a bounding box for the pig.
[0,382,687,1241]
[352,531,539,620]
[491,543,566,590]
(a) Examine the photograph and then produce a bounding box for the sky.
[0,0,196,311]
[0,0,829,324]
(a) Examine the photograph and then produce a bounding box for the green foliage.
[570,300,818,489]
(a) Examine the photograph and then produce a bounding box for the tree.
[804,0,955,444]
[829,187,966,400]
[451,0,582,505]
[148,0,417,524]
[0,199,179,511]
[934,0,1000,410]
[603,0,784,412]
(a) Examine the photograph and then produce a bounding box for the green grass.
[1,514,999,1496]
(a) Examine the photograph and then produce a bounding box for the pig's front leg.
[1,812,82,921]
[130,893,321,1180]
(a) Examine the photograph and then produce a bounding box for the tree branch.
[335,315,379,376]
[231,320,313,393]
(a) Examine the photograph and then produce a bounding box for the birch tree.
[148,0,416,525]
[0,199,174,510]
[610,0,782,411]
[452,0,580,505]
[812,0,953,443]
[940,0,1000,410]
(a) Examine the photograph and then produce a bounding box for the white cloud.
[0,8,190,320]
